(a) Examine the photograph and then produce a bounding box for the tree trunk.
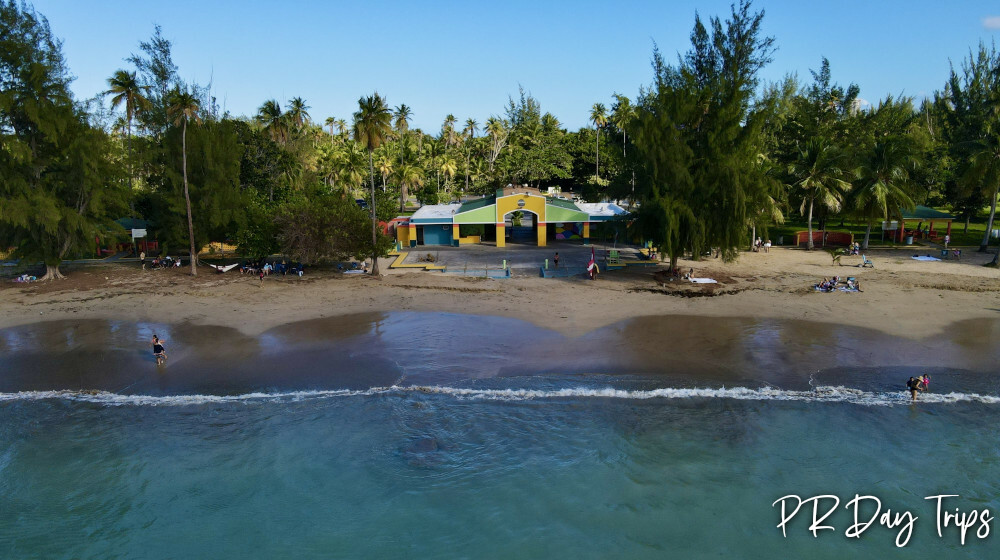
[182,118,197,276]
[400,182,407,213]
[40,263,65,281]
[595,129,600,179]
[369,150,380,277]
[669,254,678,273]
[979,183,999,252]
[862,220,872,250]
[806,196,815,250]
[964,216,970,234]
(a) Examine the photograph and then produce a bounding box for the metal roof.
[900,206,956,220]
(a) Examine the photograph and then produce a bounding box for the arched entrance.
[501,209,542,245]
[495,193,547,247]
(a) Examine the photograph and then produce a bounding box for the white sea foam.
[0,385,998,407]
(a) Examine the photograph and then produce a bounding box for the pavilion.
[396,190,628,247]
[893,206,956,242]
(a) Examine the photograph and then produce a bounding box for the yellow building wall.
[396,224,411,246]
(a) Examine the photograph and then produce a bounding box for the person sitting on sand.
[152,335,167,365]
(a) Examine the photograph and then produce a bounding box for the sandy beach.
[2,246,998,339]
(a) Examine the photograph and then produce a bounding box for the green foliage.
[0,1,128,277]
[274,188,392,264]
[158,119,245,252]
[631,0,775,268]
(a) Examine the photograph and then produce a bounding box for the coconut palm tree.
[463,118,478,191]
[167,87,201,275]
[394,104,412,166]
[376,154,394,192]
[853,139,916,249]
[787,138,852,250]
[442,114,457,152]
[396,163,424,212]
[964,122,1000,255]
[353,92,393,275]
[287,97,310,130]
[105,69,150,193]
[485,117,508,173]
[590,102,608,178]
[610,93,633,157]
[335,118,348,138]
[440,157,459,200]
[324,116,337,145]
[256,99,287,145]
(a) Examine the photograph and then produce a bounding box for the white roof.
[576,202,628,217]
[411,203,461,221]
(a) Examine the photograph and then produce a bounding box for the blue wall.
[421,225,453,245]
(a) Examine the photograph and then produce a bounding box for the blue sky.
[31,0,1000,132]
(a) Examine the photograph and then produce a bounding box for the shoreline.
[1,247,999,339]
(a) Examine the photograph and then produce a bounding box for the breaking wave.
[0,385,998,407]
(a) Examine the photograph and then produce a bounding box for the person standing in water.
[906,376,922,401]
[921,374,930,391]
[152,334,167,365]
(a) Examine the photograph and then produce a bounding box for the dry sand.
[1,247,998,339]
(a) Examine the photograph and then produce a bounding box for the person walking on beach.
[140,251,146,270]
[259,268,265,288]
[944,234,950,249]
[554,252,560,268]
[906,376,922,401]
[152,335,167,365]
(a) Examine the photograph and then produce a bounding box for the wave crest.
[0,385,997,407]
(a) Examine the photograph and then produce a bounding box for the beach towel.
[343,270,366,275]
[911,256,941,262]
[689,277,718,284]
[209,263,240,272]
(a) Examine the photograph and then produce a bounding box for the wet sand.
[3,313,998,396]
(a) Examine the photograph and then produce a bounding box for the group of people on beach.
[814,276,861,292]
[906,375,931,401]
[139,252,181,270]
[753,238,771,252]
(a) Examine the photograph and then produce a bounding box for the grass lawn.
[766,215,998,248]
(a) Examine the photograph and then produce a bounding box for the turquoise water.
[1,314,998,558]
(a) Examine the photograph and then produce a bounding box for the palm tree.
[485,117,508,173]
[376,154,394,192]
[964,122,1000,255]
[256,99,288,145]
[440,157,458,200]
[463,118,478,191]
[610,93,633,157]
[853,139,916,249]
[335,118,348,138]
[590,102,608,178]
[324,116,337,146]
[442,114,457,151]
[288,97,310,130]
[167,87,201,275]
[105,69,150,193]
[394,104,412,167]
[353,92,393,276]
[396,163,424,212]
[787,138,852,250]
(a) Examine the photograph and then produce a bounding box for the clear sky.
[30,0,1000,132]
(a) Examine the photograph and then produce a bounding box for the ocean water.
[1,314,998,559]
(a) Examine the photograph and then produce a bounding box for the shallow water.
[1,314,998,558]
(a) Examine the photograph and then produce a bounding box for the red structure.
[795,231,854,247]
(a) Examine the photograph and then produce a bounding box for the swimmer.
[905,376,922,401]
[921,374,930,391]
[152,334,167,365]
